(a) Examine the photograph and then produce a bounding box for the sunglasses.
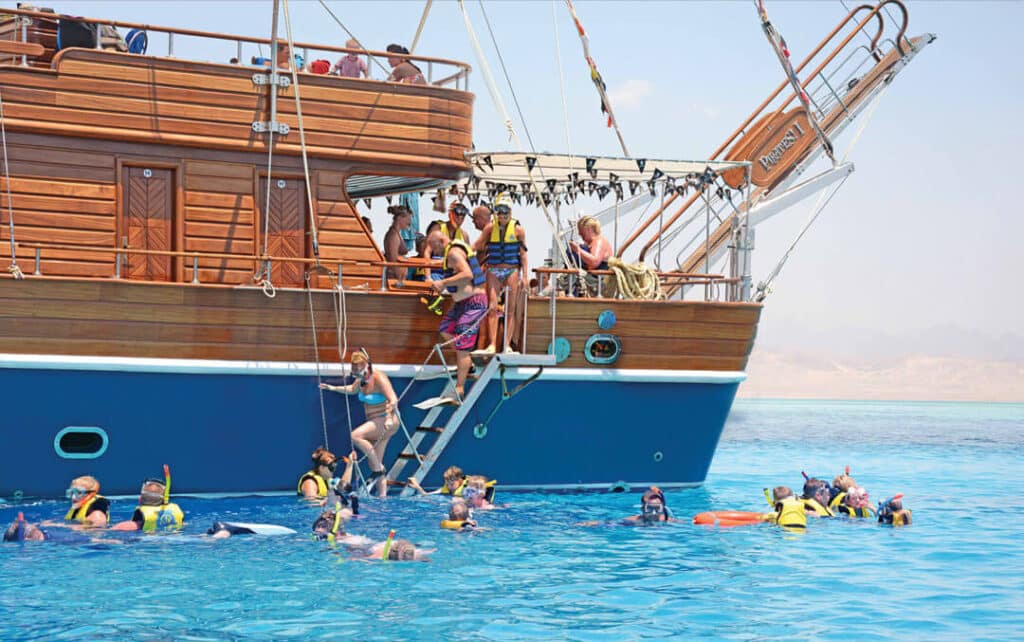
[494,205,512,216]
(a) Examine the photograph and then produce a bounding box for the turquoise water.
[2,399,1022,640]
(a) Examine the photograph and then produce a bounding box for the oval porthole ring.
[53,426,109,459]
[653,451,664,463]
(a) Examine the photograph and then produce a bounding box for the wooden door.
[259,177,306,288]
[121,166,173,281]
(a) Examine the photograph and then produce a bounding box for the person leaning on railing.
[566,216,613,296]
[385,44,426,84]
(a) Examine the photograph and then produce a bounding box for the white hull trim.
[0,353,746,385]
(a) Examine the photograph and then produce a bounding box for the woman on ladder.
[320,350,399,498]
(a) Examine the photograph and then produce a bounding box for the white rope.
[457,0,576,274]
[256,1,281,296]
[0,87,23,280]
[305,273,331,450]
[409,0,433,54]
[282,0,321,260]
[552,0,576,216]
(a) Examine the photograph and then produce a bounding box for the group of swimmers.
[755,469,912,530]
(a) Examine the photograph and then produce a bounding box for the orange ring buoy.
[693,511,765,527]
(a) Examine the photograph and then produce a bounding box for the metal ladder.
[388,352,555,497]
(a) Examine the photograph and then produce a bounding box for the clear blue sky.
[59,1,1024,360]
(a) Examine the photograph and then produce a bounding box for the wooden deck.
[0,277,760,371]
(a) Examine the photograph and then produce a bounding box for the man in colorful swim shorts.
[428,229,488,401]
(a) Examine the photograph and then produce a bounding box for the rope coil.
[604,257,664,300]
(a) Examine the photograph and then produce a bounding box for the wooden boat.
[0,2,932,498]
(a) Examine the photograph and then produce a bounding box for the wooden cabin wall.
[0,132,386,286]
[526,298,760,371]
[0,49,473,170]
[0,12,57,68]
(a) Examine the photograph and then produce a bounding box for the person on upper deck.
[569,216,612,272]
[385,44,426,85]
[383,205,415,280]
[473,199,527,353]
[320,349,400,498]
[334,38,369,78]
[427,229,488,402]
[63,475,110,528]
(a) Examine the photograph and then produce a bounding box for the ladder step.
[416,426,445,433]
[397,453,425,461]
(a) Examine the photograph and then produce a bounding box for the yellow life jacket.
[830,492,873,518]
[440,519,469,530]
[773,497,808,528]
[64,494,109,525]
[137,503,184,533]
[297,471,328,498]
[892,509,912,526]
[439,477,468,496]
[800,497,834,517]
[435,220,468,243]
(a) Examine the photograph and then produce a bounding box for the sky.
[48,1,1024,398]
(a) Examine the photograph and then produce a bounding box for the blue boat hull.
[0,356,741,498]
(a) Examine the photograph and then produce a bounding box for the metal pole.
[192,255,200,284]
[167,32,174,56]
[704,187,711,302]
[657,182,665,270]
[380,266,388,291]
[613,199,618,256]
[521,285,528,354]
[33,247,40,275]
[502,284,509,351]
[114,251,121,279]
[236,40,242,63]
[20,18,27,66]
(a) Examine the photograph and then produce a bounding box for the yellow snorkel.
[329,501,343,543]
[162,464,171,505]
[763,487,773,508]
[381,528,396,560]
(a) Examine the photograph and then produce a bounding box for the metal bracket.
[251,121,290,135]
[252,73,291,88]
[472,364,545,438]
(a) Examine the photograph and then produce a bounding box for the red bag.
[309,59,330,75]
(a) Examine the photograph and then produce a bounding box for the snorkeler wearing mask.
[63,475,110,527]
[578,487,682,527]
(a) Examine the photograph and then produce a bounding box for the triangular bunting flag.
[597,185,609,200]
[483,155,493,170]
[469,193,480,205]
[629,181,639,196]
[588,182,597,196]
[585,157,597,176]
[636,158,647,173]
[608,172,619,186]
[362,198,372,209]
[385,195,393,205]
[525,156,537,171]
[614,184,624,201]
[546,178,558,192]
[651,168,665,181]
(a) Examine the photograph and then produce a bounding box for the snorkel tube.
[381,528,396,560]
[763,487,773,508]
[162,464,171,505]
[329,501,343,543]
[15,512,25,542]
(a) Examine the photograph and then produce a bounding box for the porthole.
[653,451,664,463]
[547,337,571,364]
[54,427,108,459]
[584,334,622,365]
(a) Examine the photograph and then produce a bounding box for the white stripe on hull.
[0,353,746,384]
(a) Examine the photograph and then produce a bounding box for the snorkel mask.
[877,493,903,524]
[640,487,668,524]
[449,202,468,228]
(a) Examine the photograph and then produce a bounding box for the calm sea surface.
[2,399,1022,640]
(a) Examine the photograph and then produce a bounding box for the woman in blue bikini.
[320,349,399,497]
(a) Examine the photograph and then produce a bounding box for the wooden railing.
[0,6,472,89]
[532,267,739,301]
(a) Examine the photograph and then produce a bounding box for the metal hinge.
[251,121,290,135]
[252,73,291,88]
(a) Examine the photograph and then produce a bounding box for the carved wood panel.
[121,166,172,281]
[259,177,305,288]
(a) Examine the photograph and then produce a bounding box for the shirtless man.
[427,229,488,401]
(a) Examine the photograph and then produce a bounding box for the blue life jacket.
[486,218,522,266]
[442,240,486,293]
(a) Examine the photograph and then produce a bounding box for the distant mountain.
[740,348,1024,402]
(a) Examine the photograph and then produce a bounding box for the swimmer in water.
[578,487,682,526]
[440,498,478,530]
[4,514,104,544]
[207,522,297,539]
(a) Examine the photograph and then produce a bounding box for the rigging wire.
[0,88,23,279]
[282,0,320,260]
[256,1,281,297]
[477,0,537,152]
[409,0,433,54]
[552,0,577,215]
